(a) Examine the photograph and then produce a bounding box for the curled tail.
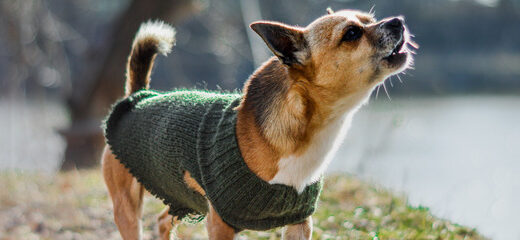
[125,20,176,96]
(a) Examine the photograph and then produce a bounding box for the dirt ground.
[0,170,486,240]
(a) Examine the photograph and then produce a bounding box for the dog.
[102,8,415,240]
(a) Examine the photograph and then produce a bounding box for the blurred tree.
[60,0,202,170]
[0,0,75,98]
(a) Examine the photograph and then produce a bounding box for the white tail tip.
[133,20,176,55]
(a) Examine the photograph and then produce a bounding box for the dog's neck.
[237,57,370,192]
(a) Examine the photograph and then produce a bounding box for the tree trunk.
[60,0,199,170]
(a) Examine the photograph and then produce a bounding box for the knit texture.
[104,89,322,231]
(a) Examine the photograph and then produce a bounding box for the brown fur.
[103,9,414,240]
[157,207,179,240]
[206,204,237,240]
[236,104,280,180]
[102,146,145,240]
[125,37,158,96]
[183,171,206,195]
[283,217,313,239]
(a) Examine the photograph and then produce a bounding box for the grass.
[0,170,486,240]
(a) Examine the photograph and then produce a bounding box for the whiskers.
[382,81,391,100]
[403,28,419,69]
[403,28,419,54]
[376,72,408,101]
[374,80,392,100]
[396,74,403,84]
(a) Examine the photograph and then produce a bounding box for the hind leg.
[158,206,181,240]
[102,145,145,240]
[282,217,313,240]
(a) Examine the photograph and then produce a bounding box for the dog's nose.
[383,17,404,33]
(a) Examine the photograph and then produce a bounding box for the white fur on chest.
[268,92,371,193]
[269,112,354,193]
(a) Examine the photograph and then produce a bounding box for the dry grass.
[0,170,486,240]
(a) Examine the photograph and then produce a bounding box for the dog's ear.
[250,21,308,66]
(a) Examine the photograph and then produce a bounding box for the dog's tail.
[125,20,176,96]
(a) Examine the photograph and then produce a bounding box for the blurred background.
[0,0,519,239]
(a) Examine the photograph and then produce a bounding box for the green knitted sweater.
[103,90,322,231]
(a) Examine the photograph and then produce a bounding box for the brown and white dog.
[102,8,415,240]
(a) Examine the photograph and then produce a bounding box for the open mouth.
[382,37,406,64]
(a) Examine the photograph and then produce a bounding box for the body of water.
[0,98,67,172]
[330,95,520,240]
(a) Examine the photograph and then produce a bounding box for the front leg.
[282,217,313,240]
[206,202,237,240]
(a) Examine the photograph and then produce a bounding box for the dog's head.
[251,9,416,110]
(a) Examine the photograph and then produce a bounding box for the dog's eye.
[342,26,363,42]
